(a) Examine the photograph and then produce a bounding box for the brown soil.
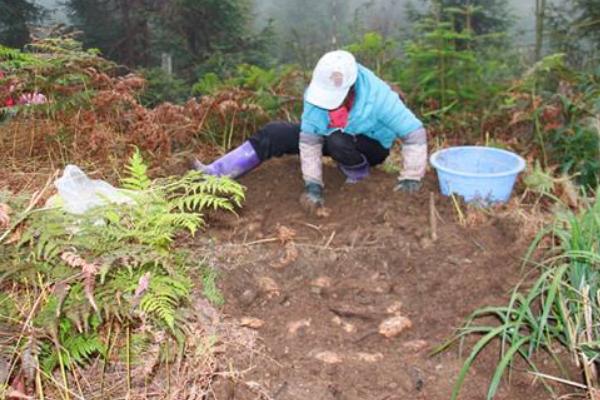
[205,156,551,400]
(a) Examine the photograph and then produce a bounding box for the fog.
[35,0,540,48]
[254,1,538,38]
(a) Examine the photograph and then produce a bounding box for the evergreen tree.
[0,0,42,48]
[159,0,248,58]
[65,0,270,77]
[547,0,600,67]
[66,0,154,66]
[407,0,512,37]
[155,0,272,76]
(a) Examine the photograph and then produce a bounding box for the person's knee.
[367,151,388,166]
[253,122,290,143]
[326,133,361,165]
[250,122,300,160]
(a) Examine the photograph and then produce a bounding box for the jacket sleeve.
[299,131,324,186]
[399,127,428,181]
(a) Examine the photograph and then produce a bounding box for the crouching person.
[192,50,427,209]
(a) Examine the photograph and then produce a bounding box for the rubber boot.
[338,155,370,184]
[191,141,261,178]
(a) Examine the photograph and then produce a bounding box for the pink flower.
[19,92,47,105]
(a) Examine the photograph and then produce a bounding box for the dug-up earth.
[202,156,553,400]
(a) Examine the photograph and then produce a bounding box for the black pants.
[248,122,389,166]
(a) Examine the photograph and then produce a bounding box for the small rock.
[447,256,461,266]
[402,339,428,352]
[311,276,333,288]
[378,316,413,338]
[311,276,332,295]
[355,352,384,363]
[257,276,280,298]
[386,301,403,315]
[239,288,258,307]
[314,351,343,364]
[331,316,356,333]
[287,319,311,336]
[240,317,265,329]
[343,322,356,333]
[316,207,332,218]
[448,256,473,267]
[374,283,392,294]
[310,286,323,295]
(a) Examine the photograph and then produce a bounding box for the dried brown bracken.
[60,251,99,312]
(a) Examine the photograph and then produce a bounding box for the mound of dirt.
[201,156,552,400]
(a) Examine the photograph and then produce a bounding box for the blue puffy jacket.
[300,64,423,149]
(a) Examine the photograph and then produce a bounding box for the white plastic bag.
[54,165,132,214]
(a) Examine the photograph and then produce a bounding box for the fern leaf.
[122,148,151,190]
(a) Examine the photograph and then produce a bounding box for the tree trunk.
[534,0,546,61]
[120,0,133,65]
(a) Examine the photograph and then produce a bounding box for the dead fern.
[0,203,9,229]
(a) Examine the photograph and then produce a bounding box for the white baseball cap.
[305,50,358,110]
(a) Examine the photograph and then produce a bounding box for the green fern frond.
[156,212,204,236]
[41,334,104,373]
[62,333,105,367]
[121,148,151,191]
[0,45,42,68]
[175,193,234,213]
[139,273,191,331]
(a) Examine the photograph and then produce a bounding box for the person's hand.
[394,178,422,193]
[299,182,324,211]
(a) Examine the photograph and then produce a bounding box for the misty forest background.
[1,0,600,186]
[0,0,600,187]
[3,0,598,85]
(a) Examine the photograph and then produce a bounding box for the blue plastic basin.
[430,146,526,204]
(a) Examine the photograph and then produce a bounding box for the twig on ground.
[244,237,279,246]
[294,221,325,238]
[329,305,385,321]
[430,192,438,242]
[451,194,466,226]
[469,237,487,252]
[324,231,336,248]
[353,330,379,344]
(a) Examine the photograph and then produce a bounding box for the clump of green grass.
[440,192,600,399]
[202,266,225,306]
